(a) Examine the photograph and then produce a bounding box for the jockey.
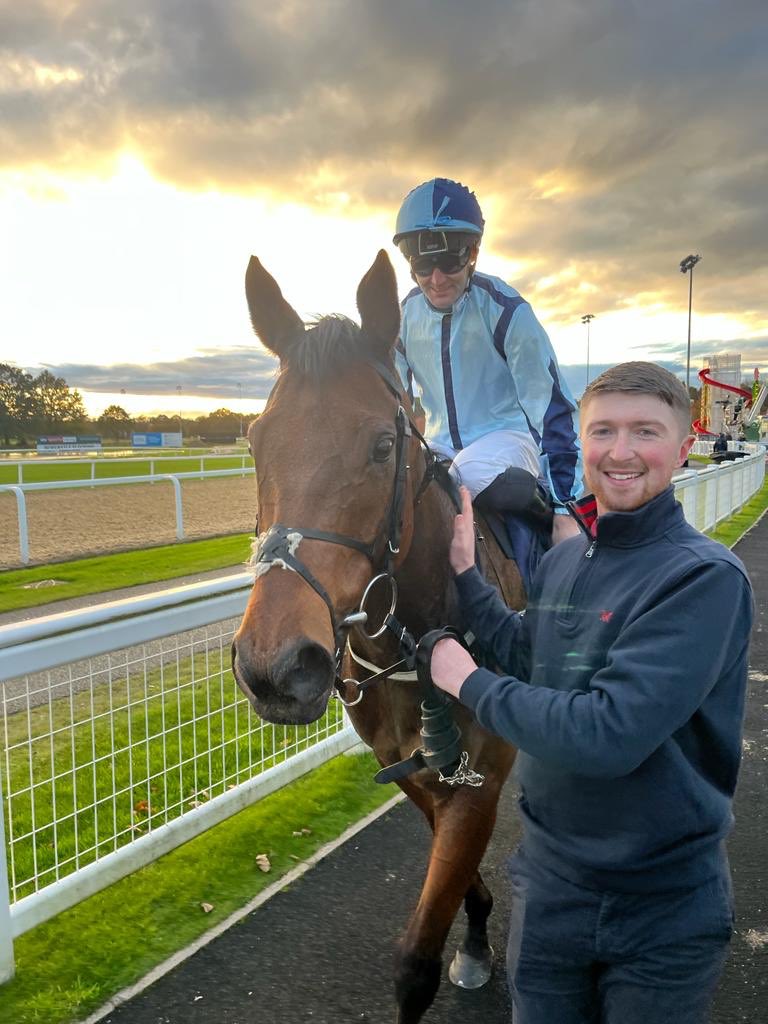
[393,177,583,545]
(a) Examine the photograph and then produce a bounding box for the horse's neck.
[398,484,457,622]
[353,488,458,667]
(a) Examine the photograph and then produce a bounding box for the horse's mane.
[285,315,364,379]
[283,318,461,511]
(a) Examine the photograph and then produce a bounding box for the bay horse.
[232,250,524,1023]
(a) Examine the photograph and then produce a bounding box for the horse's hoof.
[448,946,494,989]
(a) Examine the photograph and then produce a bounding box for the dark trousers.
[506,849,734,1024]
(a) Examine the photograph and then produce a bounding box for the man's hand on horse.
[430,637,478,699]
[450,486,477,574]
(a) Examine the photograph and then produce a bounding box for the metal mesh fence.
[1,618,344,905]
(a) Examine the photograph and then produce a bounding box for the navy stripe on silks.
[471,275,527,362]
[441,314,463,450]
[395,338,414,402]
[542,357,579,502]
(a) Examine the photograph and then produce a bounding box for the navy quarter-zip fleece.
[457,486,753,893]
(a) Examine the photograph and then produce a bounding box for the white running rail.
[3,453,250,485]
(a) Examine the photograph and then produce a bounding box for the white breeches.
[428,429,541,499]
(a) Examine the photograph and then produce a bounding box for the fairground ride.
[693,366,767,440]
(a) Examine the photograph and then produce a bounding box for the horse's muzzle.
[231,637,336,725]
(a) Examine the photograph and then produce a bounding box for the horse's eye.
[373,435,395,462]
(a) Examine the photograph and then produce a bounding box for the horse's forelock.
[287,315,365,379]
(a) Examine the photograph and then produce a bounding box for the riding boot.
[474,467,554,529]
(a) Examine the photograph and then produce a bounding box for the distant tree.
[194,407,240,442]
[196,407,239,434]
[134,413,186,436]
[98,404,132,441]
[33,370,86,433]
[0,363,37,446]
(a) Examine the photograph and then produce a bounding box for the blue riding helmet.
[393,178,484,253]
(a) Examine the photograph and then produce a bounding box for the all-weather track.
[90,519,768,1024]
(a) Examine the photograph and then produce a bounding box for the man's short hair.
[581,362,692,436]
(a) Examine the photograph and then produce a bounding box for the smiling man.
[392,177,582,546]
[430,362,753,1024]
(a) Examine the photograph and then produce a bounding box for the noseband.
[250,358,442,659]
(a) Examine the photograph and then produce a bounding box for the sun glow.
[1,154,413,403]
[80,390,268,420]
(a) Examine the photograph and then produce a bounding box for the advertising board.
[36,435,103,453]
[131,432,183,448]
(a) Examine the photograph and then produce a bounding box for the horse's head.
[232,251,422,724]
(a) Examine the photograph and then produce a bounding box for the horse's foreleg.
[447,869,494,989]
[393,787,499,1024]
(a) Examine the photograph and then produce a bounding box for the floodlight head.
[679,253,702,274]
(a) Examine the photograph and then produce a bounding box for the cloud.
[2,0,767,330]
[25,345,280,400]
[646,333,768,372]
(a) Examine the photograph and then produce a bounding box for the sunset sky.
[2,0,766,417]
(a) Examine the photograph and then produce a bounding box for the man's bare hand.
[430,637,479,698]
[450,486,476,574]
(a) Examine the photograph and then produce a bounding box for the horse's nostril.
[281,641,334,705]
[298,643,333,677]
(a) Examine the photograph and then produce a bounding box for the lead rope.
[371,626,484,788]
[334,573,483,787]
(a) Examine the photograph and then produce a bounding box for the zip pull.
[585,541,596,559]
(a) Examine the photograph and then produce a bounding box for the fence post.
[0,772,15,983]
[3,487,29,565]
[164,475,185,539]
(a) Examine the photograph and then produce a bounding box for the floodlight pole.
[581,314,595,389]
[176,384,183,443]
[680,254,702,392]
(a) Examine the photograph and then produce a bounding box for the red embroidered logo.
[600,610,614,623]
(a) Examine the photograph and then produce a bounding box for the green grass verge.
[0,534,253,614]
[0,750,394,1024]
[705,476,768,548]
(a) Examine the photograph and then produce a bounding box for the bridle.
[249,356,450,677]
[249,355,484,788]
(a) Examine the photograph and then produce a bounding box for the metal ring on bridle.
[357,573,398,639]
[337,678,365,707]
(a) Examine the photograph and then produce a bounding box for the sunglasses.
[410,251,471,277]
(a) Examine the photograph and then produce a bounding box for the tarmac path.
[82,516,768,1024]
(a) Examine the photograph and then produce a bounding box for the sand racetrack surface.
[0,476,257,568]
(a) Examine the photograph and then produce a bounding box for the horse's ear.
[356,250,401,357]
[245,256,304,360]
